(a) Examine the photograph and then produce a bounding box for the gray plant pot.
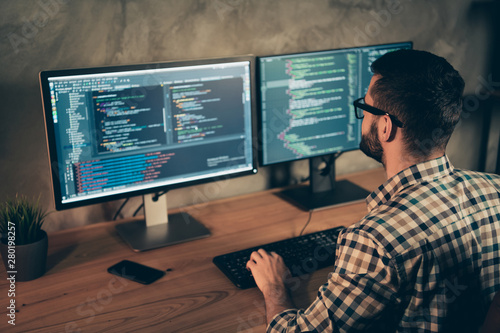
[0,230,48,282]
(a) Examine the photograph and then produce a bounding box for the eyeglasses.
[353,97,404,128]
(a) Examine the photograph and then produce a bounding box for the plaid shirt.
[268,155,500,332]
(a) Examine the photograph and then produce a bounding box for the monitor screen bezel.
[40,55,258,211]
[256,41,413,166]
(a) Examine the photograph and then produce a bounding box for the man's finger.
[249,250,263,262]
[257,248,269,256]
[246,259,256,271]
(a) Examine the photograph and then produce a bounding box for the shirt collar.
[366,155,454,212]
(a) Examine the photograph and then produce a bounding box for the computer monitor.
[40,55,257,251]
[258,42,412,210]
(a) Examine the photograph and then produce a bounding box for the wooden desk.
[0,168,385,332]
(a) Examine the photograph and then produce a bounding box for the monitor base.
[116,212,210,252]
[277,179,370,211]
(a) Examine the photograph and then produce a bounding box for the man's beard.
[360,121,384,164]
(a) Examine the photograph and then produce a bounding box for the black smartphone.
[107,260,166,285]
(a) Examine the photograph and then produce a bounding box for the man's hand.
[246,249,290,294]
[246,249,294,324]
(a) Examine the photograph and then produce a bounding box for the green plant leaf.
[0,194,48,245]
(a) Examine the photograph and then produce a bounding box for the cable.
[299,210,314,236]
[132,203,144,217]
[113,198,129,221]
[327,154,336,189]
[152,191,167,201]
[321,152,342,189]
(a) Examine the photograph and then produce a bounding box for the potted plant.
[0,195,49,281]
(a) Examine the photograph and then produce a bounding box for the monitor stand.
[116,193,211,252]
[277,154,371,211]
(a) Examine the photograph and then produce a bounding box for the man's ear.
[378,115,394,142]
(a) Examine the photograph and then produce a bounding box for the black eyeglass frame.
[353,97,404,128]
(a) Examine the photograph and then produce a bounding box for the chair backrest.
[481,291,500,333]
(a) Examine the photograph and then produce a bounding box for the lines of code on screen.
[45,59,255,203]
[260,52,360,165]
[260,43,411,165]
[170,78,245,144]
[74,151,174,193]
[93,86,166,154]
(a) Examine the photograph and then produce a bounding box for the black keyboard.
[213,226,345,289]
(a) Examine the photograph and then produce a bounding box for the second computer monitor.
[258,42,412,210]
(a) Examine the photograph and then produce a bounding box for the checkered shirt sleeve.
[267,155,500,332]
[267,229,399,333]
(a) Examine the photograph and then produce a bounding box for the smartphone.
[107,260,165,285]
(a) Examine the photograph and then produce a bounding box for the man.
[247,49,500,332]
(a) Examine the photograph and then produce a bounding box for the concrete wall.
[0,0,498,232]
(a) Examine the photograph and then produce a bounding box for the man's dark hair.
[370,49,465,158]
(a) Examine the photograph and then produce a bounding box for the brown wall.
[0,0,498,231]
